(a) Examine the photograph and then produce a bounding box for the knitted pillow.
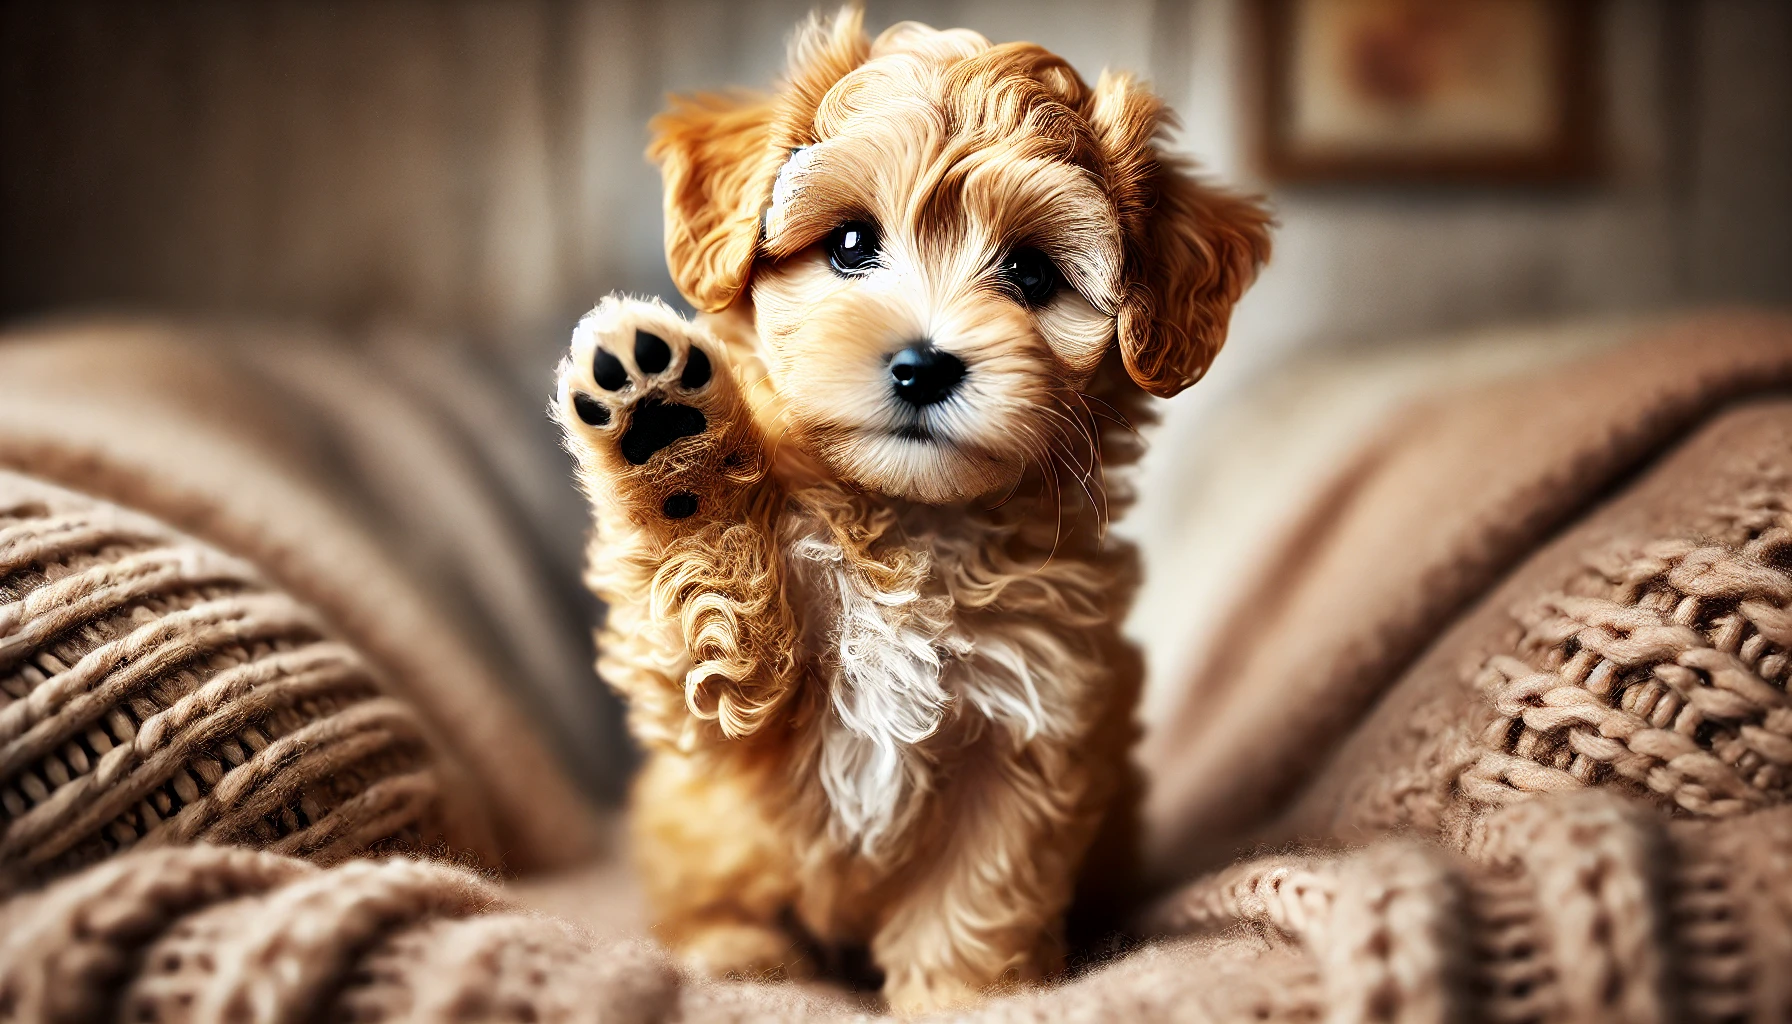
[0,474,441,885]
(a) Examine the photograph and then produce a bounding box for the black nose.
[889,344,965,407]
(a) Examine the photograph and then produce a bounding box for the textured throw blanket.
[0,319,607,877]
[3,311,1791,1022]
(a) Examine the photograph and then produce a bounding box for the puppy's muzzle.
[889,343,965,408]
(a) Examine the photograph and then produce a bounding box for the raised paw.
[555,297,763,525]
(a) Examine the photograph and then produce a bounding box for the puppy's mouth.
[807,406,1023,504]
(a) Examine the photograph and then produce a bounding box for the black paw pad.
[634,330,672,374]
[572,392,610,426]
[681,347,712,389]
[593,349,629,391]
[661,492,699,519]
[620,398,707,465]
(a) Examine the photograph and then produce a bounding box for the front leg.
[554,297,798,737]
[555,297,807,973]
[874,740,1096,1016]
[630,749,813,981]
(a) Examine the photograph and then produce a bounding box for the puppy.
[553,9,1269,1014]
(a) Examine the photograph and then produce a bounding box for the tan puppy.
[553,9,1269,1014]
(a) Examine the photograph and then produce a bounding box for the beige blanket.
[0,318,608,873]
[3,311,1792,1021]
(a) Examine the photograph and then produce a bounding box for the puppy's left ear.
[1090,73,1273,397]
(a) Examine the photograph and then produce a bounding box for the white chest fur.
[790,528,1089,856]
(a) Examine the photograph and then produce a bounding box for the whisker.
[984,446,1032,510]
[1075,391,1138,434]
[1035,395,1110,532]
[1065,394,1114,531]
[1014,420,1067,565]
[1047,433,1103,528]
[1032,404,1097,480]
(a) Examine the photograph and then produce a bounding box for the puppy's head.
[650,9,1271,504]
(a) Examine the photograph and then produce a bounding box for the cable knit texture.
[0,474,446,888]
[0,320,602,872]
[3,313,1792,1022]
[3,795,1789,1023]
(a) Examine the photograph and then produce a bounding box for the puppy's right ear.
[648,94,781,313]
[648,8,869,313]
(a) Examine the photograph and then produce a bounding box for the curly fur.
[552,9,1270,1014]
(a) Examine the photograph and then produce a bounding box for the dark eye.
[827,221,881,274]
[1000,247,1059,306]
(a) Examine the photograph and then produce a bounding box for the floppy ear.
[1089,73,1273,397]
[647,94,783,312]
[646,8,870,313]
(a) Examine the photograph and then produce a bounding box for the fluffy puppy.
[553,9,1270,1014]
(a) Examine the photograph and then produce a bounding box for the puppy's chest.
[785,514,1097,853]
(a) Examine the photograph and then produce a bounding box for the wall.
[1185,0,1792,387]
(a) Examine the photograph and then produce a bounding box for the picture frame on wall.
[1251,0,1600,184]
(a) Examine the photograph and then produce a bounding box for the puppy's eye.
[1000,247,1059,307]
[827,221,881,274]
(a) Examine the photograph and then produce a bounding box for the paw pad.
[593,349,629,391]
[562,301,745,521]
[634,330,672,374]
[620,398,707,466]
[572,393,610,426]
[680,348,712,390]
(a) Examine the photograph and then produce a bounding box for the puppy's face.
[749,52,1121,503]
[651,13,1271,504]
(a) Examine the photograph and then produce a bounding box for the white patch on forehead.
[762,145,817,242]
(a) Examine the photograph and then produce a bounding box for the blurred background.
[2,0,1788,801]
